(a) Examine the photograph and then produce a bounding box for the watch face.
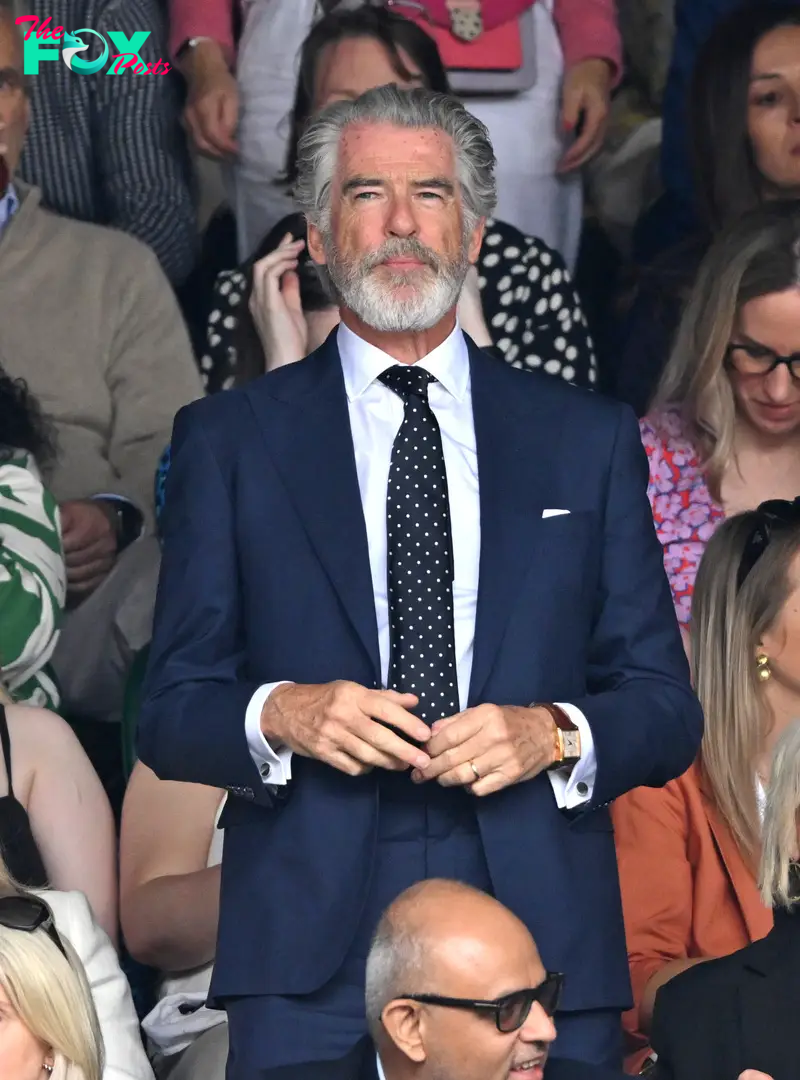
[563,732,581,759]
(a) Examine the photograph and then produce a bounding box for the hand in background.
[182,39,238,158]
[457,264,492,348]
[260,681,432,777]
[558,58,613,173]
[249,235,310,370]
[60,500,117,598]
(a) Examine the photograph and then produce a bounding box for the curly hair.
[0,369,55,466]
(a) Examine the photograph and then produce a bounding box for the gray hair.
[761,721,800,908]
[364,911,425,1040]
[294,84,497,237]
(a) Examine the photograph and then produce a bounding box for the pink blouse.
[168,0,623,78]
[640,410,725,625]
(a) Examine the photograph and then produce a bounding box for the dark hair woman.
[194,4,597,397]
[0,369,64,709]
[613,1,800,417]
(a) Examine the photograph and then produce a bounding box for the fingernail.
[411,770,424,784]
[415,754,430,769]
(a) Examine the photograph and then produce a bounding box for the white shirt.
[245,322,596,809]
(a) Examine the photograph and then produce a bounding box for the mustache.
[361,238,443,273]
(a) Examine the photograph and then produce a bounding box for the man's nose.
[386,193,418,237]
[517,1002,557,1045]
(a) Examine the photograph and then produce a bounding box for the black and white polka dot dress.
[198,215,597,394]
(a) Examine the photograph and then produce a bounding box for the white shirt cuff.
[546,703,596,810]
[244,683,294,786]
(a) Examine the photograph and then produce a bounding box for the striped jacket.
[0,452,65,707]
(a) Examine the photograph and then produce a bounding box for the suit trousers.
[224,779,622,1078]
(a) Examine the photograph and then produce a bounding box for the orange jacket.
[611,761,773,1074]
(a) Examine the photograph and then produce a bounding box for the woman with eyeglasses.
[611,499,800,1073]
[637,202,800,629]
[0,854,153,1080]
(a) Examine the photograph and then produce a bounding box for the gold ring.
[469,761,480,781]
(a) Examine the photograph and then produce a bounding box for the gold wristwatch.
[532,703,581,769]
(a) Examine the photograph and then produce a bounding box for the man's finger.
[426,711,484,757]
[67,557,114,585]
[337,729,418,772]
[64,535,115,567]
[416,731,486,782]
[366,693,430,743]
[326,750,374,777]
[184,109,221,159]
[352,716,430,770]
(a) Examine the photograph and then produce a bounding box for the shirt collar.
[337,320,470,404]
[376,1054,386,1080]
[0,184,20,235]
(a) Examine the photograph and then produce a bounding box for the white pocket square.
[542,509,570,519]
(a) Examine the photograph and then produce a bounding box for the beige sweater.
[0,182,203,529]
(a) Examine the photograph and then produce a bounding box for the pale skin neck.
[339,306,458,364]
[757,682,800,781]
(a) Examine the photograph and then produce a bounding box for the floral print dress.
[640,409,725,625]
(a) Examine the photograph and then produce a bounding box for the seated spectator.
[171,0,620,267]
[119,762,225,1080]
[0,693,117,944]
[260,879,627,1080]
[198,5,598,394]
[18,0,196,287]
[640,203,800,625]
[0,4,204,723]
[651,720,800,1080]
[0,369,64,708]
[0,855,154,1079]
[613,3,800,416]
[611,498,800,1071]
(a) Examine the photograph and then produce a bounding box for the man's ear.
[381,999,426,1065]
[306,221,328,267]
[467,217,486,265]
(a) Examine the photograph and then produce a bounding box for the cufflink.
[260,762,272,779]
[576,782,589,797]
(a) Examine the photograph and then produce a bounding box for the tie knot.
[379,365,436,402]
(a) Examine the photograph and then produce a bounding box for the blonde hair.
[653,204,800,501]
[761,721,800,908]
[691,512,800,868]
[0,852,103,1080]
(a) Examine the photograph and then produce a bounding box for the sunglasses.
[0,894,68,960]
[401,972,564,1033]
[736,497,800,591]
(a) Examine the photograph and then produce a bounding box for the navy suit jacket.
[256,1036,630,1080]
[138,333,702,1011]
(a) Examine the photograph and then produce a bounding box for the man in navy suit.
[260,879,630,1080]
[138,85,702,1077]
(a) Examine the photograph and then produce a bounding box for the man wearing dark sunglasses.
[256,881,628,1080]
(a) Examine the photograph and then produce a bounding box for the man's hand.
[181,39,238,158]
[249,235,309,370]
[558,58,613,173]
[412,704,557,796]
[260,681,433,776]
[60,500,118,598]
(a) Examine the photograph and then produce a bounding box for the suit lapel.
[467,344,566,704]
[245,341,381,682]
[700,783,773,942]
[737,928,796,1078]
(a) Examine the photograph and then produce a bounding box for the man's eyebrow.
[412,178,455,193]
[341,177,385,194]
[750,72,782,83]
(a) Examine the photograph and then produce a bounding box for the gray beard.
[323,236,469,333]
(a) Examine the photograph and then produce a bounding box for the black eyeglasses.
[0,894,68,960]
[726,342,800,381]
[401,972,564,1033]
[737,497,800,591]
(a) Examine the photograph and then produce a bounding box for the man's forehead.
[337,121,456,172]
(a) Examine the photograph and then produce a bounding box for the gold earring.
[756,652,772,682]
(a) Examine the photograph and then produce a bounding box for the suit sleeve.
[137,403,272,803]
[611,781,692,1046]
[568,406,703,805]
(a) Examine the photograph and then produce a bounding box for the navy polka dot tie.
[379,365,459,726]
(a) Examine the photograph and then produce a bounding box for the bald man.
[255,881,628,1080]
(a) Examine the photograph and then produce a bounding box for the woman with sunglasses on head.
[614,1,800,416]
[611,499,800,1073]
[0,853,153,1080]
[637,202,800,629]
